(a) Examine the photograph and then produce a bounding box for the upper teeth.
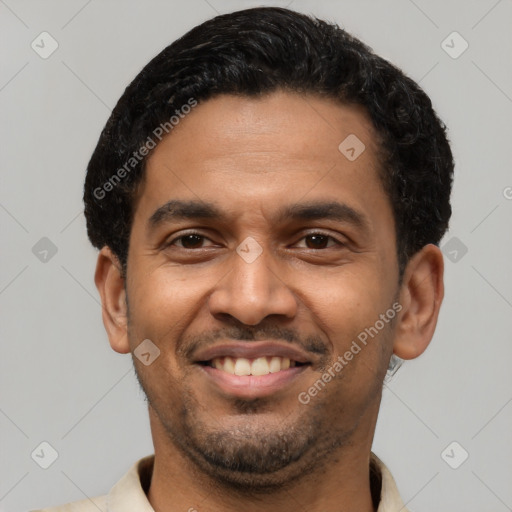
[212,356,295,376]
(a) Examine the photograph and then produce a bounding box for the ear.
[94,246,130,354]
[393,244,444,360]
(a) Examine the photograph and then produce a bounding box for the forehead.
[149,91,380,166]
[136,91,390,229]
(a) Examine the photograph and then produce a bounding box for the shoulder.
[29,494,107,512]
[370,452,409,512]
[29,455,155,512]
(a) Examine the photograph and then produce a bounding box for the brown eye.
[298,233,341,249]
[178,234,204,248]
[166,232,213,249]
[305,234,330,249]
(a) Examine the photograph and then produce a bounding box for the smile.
[193,341,314,398]
[196,358,311,399]
[200,356,305,376]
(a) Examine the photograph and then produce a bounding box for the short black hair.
[84,6,454,277]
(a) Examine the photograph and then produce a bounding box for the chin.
[165,405,346,492]
[185,436,318,493]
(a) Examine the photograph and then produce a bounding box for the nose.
[208,242,298,326]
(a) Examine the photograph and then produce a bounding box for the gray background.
[1,0,511,510]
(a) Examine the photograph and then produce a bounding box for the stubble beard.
[134,356,382,494]
[128,294,397,493]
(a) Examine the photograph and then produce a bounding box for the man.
[34,6,453,511]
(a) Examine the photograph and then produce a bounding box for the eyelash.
[164,230,345,250]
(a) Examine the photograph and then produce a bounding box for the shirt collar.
[371,453,408,511]
[107,452,407,512]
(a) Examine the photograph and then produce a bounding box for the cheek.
[308,267,391,339]
[127,270,194,346]
[126,270,203,403]
[306,268,395,386]
[127,264,223,354]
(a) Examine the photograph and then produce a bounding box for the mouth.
[194,343,313,399]
[197,356,309,376]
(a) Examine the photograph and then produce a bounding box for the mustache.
[179,325,328,361]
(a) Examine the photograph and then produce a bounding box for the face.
[123,91,401,488]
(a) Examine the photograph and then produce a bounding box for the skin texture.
[95,91,444,512]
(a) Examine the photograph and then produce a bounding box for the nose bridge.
[208,237,297,325]
[235,237,275,294]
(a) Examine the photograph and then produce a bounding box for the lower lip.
[197,364,309,399]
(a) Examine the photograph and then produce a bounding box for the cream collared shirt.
[31,452,408,511]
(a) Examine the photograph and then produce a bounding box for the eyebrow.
[148,199,369,232]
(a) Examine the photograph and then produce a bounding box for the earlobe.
[94,247,131,354]
[393,244,444,360]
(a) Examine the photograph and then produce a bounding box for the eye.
[165,232,214,249]
[164,231,344,251]
[295,233,343,250]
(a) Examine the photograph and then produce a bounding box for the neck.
[147,407,379,512]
